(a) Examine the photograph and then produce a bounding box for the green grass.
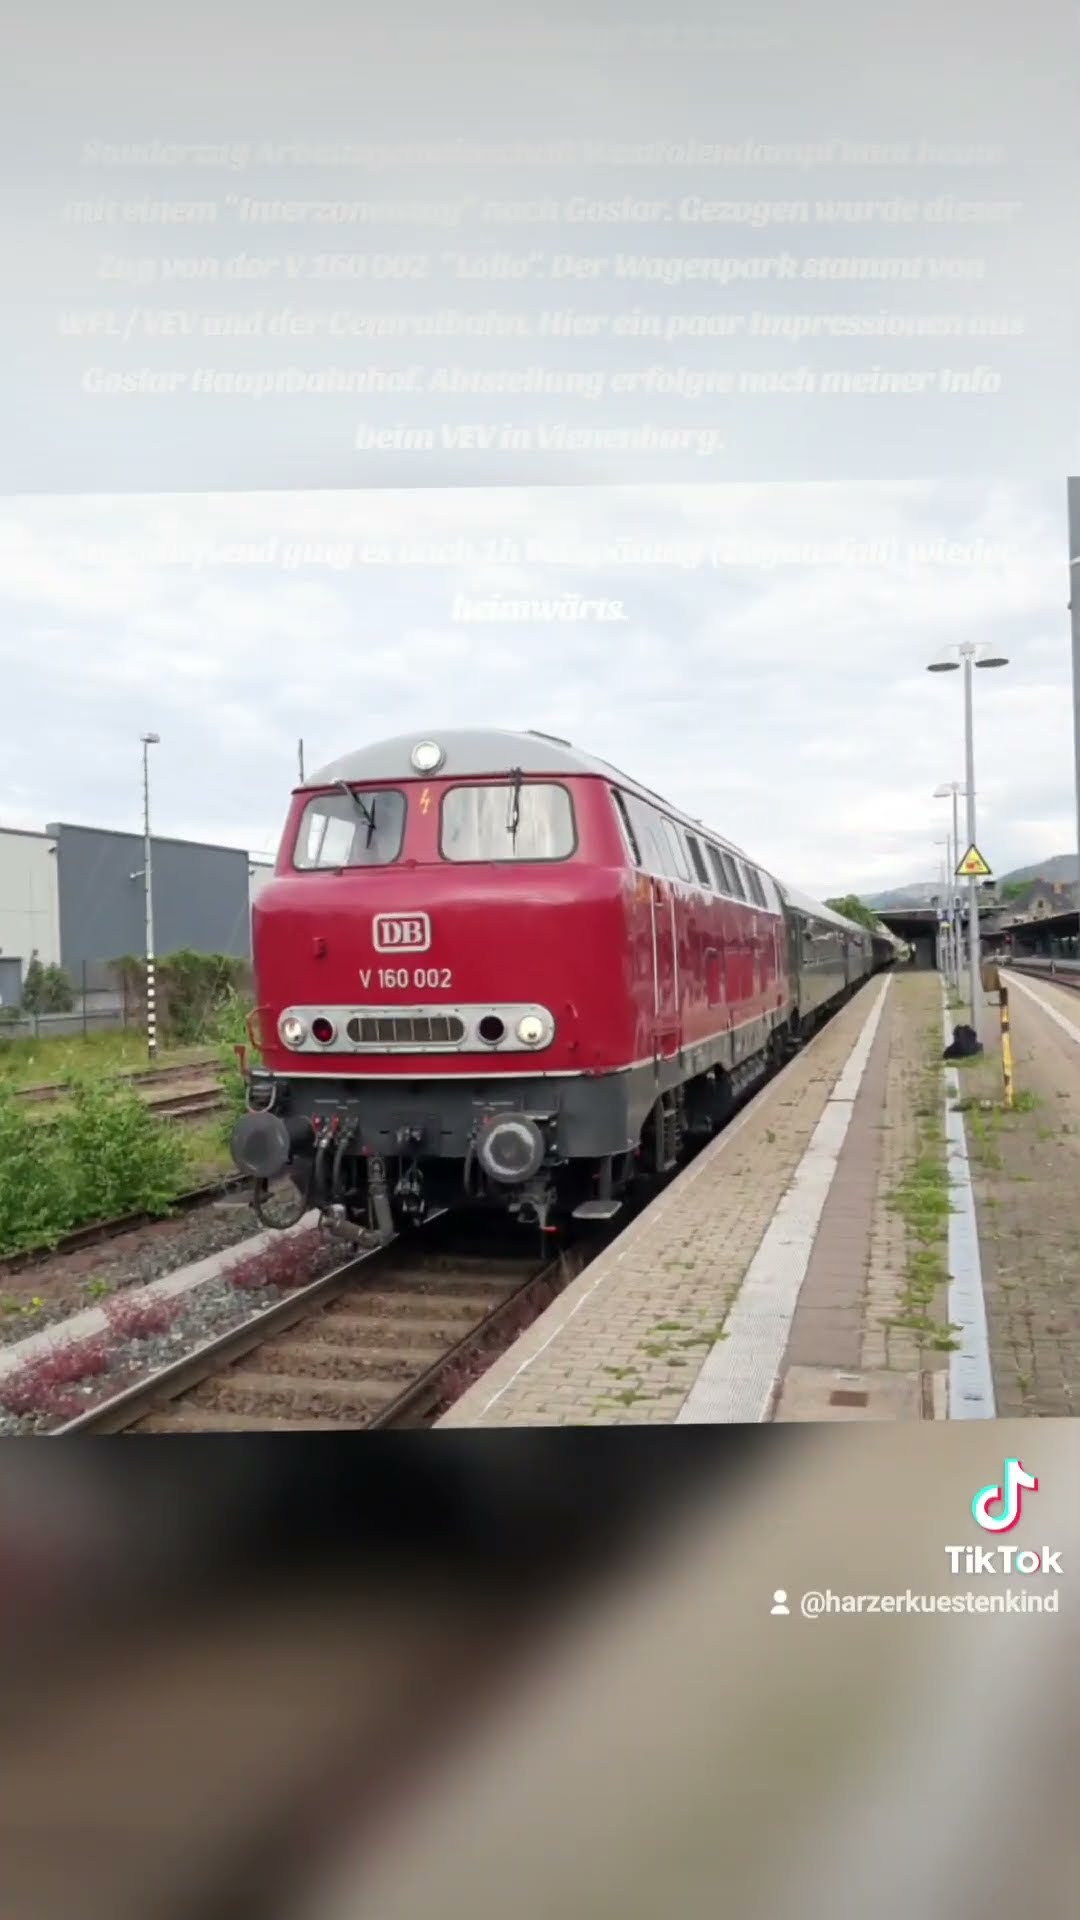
[182,1117,236,1185]
[0,1029,213,1090]
[883,1026,962,1351]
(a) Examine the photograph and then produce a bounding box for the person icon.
[770,1590,790,1615]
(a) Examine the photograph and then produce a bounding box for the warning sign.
[956,844,992,878]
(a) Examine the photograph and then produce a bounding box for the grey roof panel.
[304,728,756,858]
[776,881,869,936]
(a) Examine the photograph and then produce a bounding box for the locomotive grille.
[345,1013,466,1046]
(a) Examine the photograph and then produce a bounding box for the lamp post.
[141,733,160,1061]
[934,781,965,992]
[927,644,1008,1038]
[1066,479,1080,914]
[934,837,952,982]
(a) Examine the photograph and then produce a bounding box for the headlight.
[516,1014,547,1046]
[279,1014,307,1047]
[410,739,444,773]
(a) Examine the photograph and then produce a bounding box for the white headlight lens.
[410,740,444,773]
[516,1014,546,1045]
[280,1015,307,1047]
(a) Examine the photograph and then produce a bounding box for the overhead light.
[976,654,1009,669]
[410,740,444,773]
[926,661,959,673]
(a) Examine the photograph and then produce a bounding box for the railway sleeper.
[243,1340,423,1382]
[190,1372,401,1416]
[326,1289,511,1320]
[135,1410,349,1432]
[289,1324,454,1359]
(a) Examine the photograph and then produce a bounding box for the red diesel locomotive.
[232,728,885,1240]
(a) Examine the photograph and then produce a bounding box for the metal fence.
[0,958,133,1042]
[0,1005,129,1041]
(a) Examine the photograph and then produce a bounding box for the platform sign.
[956,845,992,879]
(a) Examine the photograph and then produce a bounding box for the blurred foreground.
[1,1427,1077,1920]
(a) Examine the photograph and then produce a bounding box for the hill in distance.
[866,852,1078,910]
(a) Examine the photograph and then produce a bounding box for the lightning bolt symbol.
[420,786,431,814]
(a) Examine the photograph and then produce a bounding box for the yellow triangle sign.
[956,844,992,878]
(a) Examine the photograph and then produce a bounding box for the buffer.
[955,844,992,879]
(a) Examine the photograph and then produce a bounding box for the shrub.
[0,1075,189,1258]
[0,1085,78,1253]
[104,1290,181,1341]
[224,1228,321,1295]
[212,986,256,1135]
[225,1251,270,1293]
[0,1335,111,1418]
[53,1075,189,1227]
[112,950,250,1044]
[20,954,75,1016]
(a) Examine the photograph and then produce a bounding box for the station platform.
[958,967,1080,1417]
[439,969,949,1427]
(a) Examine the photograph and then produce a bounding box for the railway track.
[1004,958,1080,994]
[147,1085,228,1121]
[16,1067,225,1121]
[45,975,891,1435]
[11,1055,219,1104]
[0,1174,249,1277]
[51,1223,590,1434]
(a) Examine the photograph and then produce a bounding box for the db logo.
[972,1458,1038,1534]
[373,913,431,953]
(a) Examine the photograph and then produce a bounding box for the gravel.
[0,1201,272,1350]
[0,1237,351,1435]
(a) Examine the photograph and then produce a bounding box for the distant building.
[0,827,60,1005]
[0,820,274,1001]
[990,878,1079,928]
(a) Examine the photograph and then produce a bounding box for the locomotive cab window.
[611,789,642,865]
[294,788,405,868]
[441,781,576,862]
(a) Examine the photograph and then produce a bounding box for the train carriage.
[232,728,881,1243]
[778,884,875,1037]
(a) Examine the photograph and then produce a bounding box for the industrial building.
[0,820,275,1007]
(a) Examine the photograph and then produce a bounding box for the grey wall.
[0,956,22,1005]
[48,823,253,972]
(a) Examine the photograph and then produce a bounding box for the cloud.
[0,476,1073,897]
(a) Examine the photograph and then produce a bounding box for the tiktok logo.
[972,1459,1038,1534]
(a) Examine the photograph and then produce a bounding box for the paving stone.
[441,983,886,1428]
[957,973,1080,1418]
[772,1364,923,1421]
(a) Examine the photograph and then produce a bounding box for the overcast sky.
[0,477,1073,900]
[1,1,1076,901]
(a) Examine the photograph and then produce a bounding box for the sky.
[0,477,1074,900]
[0,0,1077,901]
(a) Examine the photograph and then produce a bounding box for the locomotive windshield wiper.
[337,780,377,847]
[505,767,524,850]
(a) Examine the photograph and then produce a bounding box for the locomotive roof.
[304,728,756,859]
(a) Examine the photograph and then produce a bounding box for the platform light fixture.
[926,643,1009,1036]
[933,781,966,992]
